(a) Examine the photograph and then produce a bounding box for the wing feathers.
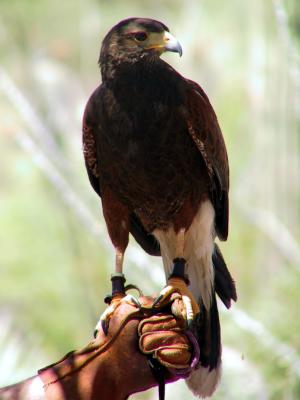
[185,79,229,240]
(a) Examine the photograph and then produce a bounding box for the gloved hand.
[138,293,200,378]
[139,313,192,370]
[37,293,200,400]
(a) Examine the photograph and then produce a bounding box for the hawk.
[83,18,236,397]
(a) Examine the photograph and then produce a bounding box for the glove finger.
[156,346,191,369]
[139,331,190,353]
[138,314,180,335]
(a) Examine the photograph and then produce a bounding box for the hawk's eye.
[134,32,148,41]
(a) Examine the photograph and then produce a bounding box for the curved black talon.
[127,294,142,309]
[152,294,163,308]
[101,319,109,336]
[93,329,99,339]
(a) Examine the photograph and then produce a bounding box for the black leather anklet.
[169,258,190,285]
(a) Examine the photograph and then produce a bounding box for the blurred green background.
[1,0,300,398]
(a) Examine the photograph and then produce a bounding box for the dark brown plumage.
[83,18,236,397]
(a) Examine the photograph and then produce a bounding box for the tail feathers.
[186,245,237,397]
[186,292,221,397]
[213,244,237,308]
[197,292,221,370]
[186,365,221,399]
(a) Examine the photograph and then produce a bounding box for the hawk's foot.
[153,258,200,329]
[95,273,125,337]
[94,273,142,337]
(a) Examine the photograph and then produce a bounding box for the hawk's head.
[99,18,182,75]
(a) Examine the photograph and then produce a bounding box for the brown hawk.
[82,18,236,397]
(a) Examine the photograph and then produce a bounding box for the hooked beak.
[163,31,183,57]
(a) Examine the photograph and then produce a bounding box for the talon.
[152,284,181,308]
[152,285,182,309]
[125,294,141,308]
[182,295,193,320]
[101,319,109,336]
[167,277,200,315]
[95,293,142,336]
[152,294,163,308]
[153,248,199,325]
[182,295,194,329]
[153,275,200,327]
[95,294,125,336]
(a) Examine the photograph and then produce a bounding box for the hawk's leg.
[94,249,126,336]
[96,189,136,335]
[153,229,200,327]
[95,249,142,336]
